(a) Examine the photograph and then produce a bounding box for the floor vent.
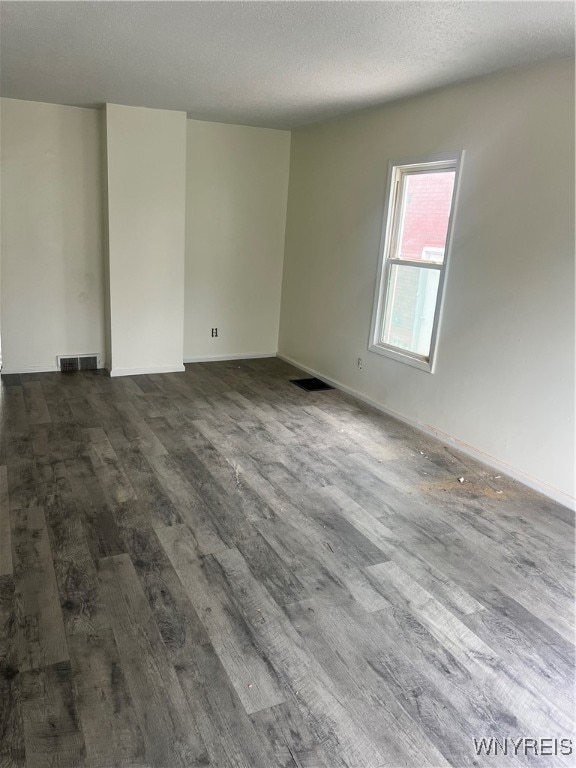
[291,377,334,392]
[58,355,98,373]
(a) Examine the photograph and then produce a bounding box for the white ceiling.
[1,1,574,129]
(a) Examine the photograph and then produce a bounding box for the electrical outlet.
[357,357,364,370]
[211,328,218,338]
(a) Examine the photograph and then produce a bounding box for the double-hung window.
[369,152,463,372]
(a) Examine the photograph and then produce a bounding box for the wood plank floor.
[0,357,574,768]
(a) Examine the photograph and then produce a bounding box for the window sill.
[368,341,434,373]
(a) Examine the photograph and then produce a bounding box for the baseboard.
[277,353,575,512]
[184,352,277,363]
[3,357,274,374]
[109,364,185,377]
[1,365,60,375]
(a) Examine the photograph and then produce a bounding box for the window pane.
[381,264,440,357]
[396,171,455,263]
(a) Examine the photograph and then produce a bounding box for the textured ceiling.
[1,1,574,129]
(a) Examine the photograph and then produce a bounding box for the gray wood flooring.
[0,357,574,768]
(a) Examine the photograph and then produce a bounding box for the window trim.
[368,150,464,373]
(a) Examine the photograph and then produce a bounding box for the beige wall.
[105,104,187,375]
[0,104,290,373]
[279,59,575,505]
[184,120,290,361]
[0,98,105,372]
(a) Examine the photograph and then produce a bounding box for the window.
[369,152,463,372]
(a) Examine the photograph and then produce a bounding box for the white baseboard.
[109,364,185,377]
[184,352,277,363]
[277,352,575,512]
[2,356,274,375]
[1,365,59,375]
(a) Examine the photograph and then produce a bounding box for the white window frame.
[369,150,464,373]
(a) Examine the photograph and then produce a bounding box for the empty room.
[0,2,574,767]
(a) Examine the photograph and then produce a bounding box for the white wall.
[105,104,187,376]
[279,59,575,505]
[0,98,105,372]
[184,120,290,361]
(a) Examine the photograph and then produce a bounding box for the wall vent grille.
[79,355,98,371]
[58,355,98,373]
